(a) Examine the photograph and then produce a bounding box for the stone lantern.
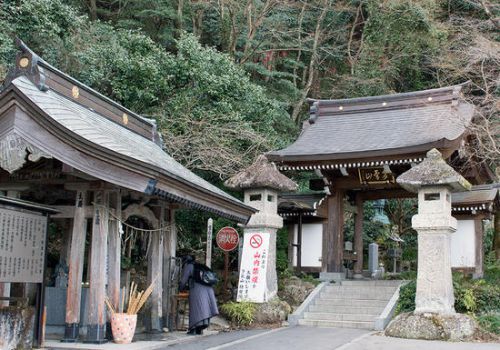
[397,148,471,314]
[225,155,297,301]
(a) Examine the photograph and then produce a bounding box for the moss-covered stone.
[385,312,477,341]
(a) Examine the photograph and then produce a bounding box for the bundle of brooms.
[105,280,155,315]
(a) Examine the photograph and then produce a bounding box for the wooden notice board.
[0,206,47,283]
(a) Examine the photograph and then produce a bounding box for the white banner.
[237,232,270,303]
[0,207,47,283]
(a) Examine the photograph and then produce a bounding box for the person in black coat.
[179,255,219,335]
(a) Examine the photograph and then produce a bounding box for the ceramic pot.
[111,313,137,344]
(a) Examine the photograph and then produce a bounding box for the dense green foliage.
[0,0,498,278]
[220,301,256,326]
[0,0,296,178]
[395,260,500,334]
[395,280,417,315]
[477,312,500,335]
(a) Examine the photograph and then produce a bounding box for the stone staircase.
[297,280,401,329]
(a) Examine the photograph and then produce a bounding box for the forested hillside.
[0,0,498,179]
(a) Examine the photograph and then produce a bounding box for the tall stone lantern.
[397,149,471,314]
[225,155,297,301]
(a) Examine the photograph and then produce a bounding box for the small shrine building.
[267,85,497,280]
[0,42,255,343]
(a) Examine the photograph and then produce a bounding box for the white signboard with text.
[237,232,270,303]
[0,207,47,283]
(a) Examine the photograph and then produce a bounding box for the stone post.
[368,243,379,274]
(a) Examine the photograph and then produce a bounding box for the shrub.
[220,301,256,326]
[395,280,416,315]
[477,311,500,335]
[385,270,417,280]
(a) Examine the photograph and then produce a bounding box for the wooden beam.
[107,191,121,313]
[148,206,163,332]
[325,190,345,272]
[63,190,88,342]
[86,190,109,344]
[51,205,94,219]
[353,194,364,277]
[360,189,415,201]
[0,190,21,307]
[162,208,177,330]
[64,182,120,191]
[474,218,484,278]
[287,224,294,270]
[59,219,72,267]
[321,223,327,272]
[297,213,303,270]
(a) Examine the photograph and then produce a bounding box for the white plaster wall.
[292,223,323,267]
[450,219,475,268]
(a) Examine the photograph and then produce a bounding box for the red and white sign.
[237,232,270,303]
[216,227,239,252]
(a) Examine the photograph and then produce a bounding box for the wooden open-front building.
[0,42,255,343]
[268,85,497,280]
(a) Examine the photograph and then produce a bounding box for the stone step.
[304,312,378,322]
[339,280,402,287]
[309,304,384,314]
[320,291,393,300]
[324,285,398,293]
[314,298,388,307]
[298,318,373,329]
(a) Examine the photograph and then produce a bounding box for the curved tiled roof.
[268,85,474,163]
[12,76,237,202]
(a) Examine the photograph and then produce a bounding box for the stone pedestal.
[412,193,457,314]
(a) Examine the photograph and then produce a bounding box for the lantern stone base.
[414,226,456,315]
[385,312,477,341]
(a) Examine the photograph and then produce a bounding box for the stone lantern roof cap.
[225,155,298,192]
[397,148,471,193]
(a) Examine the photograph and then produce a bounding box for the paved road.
[165,327,368,350]
[162,326,500,350]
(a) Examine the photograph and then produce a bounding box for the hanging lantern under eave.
[372,199,390,225]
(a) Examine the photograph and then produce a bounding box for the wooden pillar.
[162,208,176,330]
[59,219,72,267]
[287,224,294,270]
[0,191,21,306]
[325,190,345,273]
[353,194,364,278]
[297,213,303,271]
[85,190,109,344]
[474,217,484,278]
[63,190,88,342]
[148,205,164,332]
[107,192,121,312]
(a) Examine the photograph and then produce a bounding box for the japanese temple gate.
[268,85,497,280]
[0,41,254,343]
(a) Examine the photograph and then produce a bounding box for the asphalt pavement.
[161,326,500,350]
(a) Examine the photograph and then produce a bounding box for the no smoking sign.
[249,234,263,249]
